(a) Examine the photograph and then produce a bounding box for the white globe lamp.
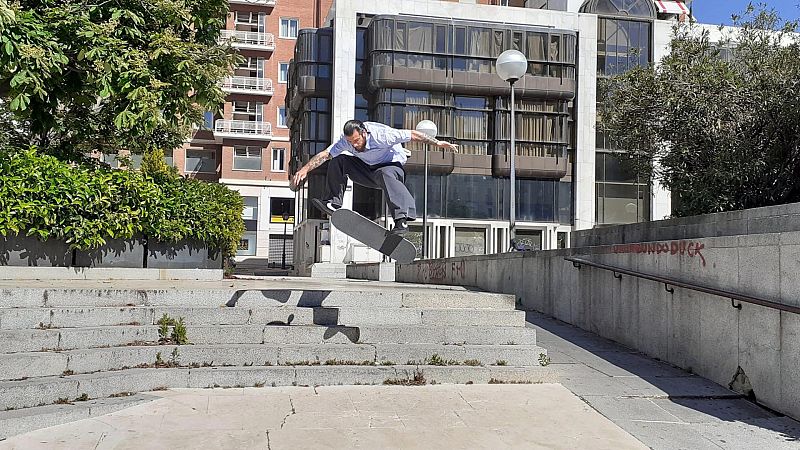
[496,49,527,251]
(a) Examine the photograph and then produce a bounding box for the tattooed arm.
[409,130,459,151]
[291,148,331,191]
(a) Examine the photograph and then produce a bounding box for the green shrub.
[0,146,244,257]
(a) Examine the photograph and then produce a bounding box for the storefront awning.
[654,0,690,16]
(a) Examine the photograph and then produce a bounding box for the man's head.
[343,119,368,152]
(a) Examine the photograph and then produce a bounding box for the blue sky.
[691,0,800,25]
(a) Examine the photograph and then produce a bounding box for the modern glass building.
[286,0,692,271]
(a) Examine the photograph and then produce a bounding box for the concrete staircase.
[0,284,551,439]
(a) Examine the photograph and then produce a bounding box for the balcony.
[214,120,272,141]
[222,76,274,96]
[229,0,276,5]
[219,30,275,52]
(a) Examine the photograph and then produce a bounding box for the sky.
[690,1,800,25]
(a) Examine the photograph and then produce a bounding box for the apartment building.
[171,0,333,268]
[286,0,693,272]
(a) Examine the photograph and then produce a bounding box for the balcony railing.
[214,120,272,140]
[229,0,276,5]
[219,30,275,51]
[222,76,274,96]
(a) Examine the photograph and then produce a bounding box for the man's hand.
[436,140,459,151]
[290,168,308,192]
[290,149,332,191]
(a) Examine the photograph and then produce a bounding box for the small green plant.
[254,382,265,388]
[172,318,188,345]
[155,351,164,366]
[157,314,171,341]
[170,347,180,366]
[62,369,74,376]
[538,353,551,367]
[425,354,459,366]
[383,369,426,386]
[463,359,482,367]
[55,398,71,404]
[380,361,395,366]
[75,393,89,402]
[495,360,508,366]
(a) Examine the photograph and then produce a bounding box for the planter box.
[146,241,222,269]
[74,238,146,268]
[0,234,73,267]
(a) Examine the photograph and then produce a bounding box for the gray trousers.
[326,156,417,220]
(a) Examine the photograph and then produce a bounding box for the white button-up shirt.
[328,122,411,166]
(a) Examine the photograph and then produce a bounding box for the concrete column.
[573,13,598,231]
[651,20,674,221]
[329,0,359,264]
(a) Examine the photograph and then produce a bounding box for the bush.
[0,146,244,257]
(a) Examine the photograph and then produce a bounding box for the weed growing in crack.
[538,353,550,367]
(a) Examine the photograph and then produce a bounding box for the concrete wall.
[394,202,800,420]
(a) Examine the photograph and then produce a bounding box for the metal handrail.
[565,256,800,315]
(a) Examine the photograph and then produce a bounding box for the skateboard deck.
[330,209,417,264]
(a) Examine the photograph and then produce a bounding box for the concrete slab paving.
[0,385,646,450]
[525,311,800,450]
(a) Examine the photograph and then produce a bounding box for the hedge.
[0,147,244,258]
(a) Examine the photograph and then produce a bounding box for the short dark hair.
[343,119,367,136]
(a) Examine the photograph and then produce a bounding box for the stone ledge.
[0,267,223,281]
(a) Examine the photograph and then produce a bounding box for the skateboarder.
[291,120,458,235]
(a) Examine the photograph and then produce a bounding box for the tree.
[0,0,238,157]
[599,5,800,217]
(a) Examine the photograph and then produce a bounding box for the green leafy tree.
[0,0,238,157]
[599,4,800,216]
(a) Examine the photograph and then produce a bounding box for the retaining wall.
[394,202,800,420]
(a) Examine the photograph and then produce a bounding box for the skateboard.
[311,199,417,264]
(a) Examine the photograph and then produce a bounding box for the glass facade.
[583,0,654,225]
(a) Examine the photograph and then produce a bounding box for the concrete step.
[0,288,515,310]
[0,305,522,331]
[0,393,157,441]
[0,365,556,411]
[0,344,547,380]
[0,306,337,330]
[333,307,526,327]
[0,324,537,353]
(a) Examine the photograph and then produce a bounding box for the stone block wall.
[394,202,800,420]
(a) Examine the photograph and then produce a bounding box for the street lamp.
[496,49,527,250]
[416,119,438,260]
[281,211,290,269]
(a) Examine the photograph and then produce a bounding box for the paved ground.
[526,311,800,450]
[0,384,644,450]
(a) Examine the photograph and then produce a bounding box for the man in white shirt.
[292,120,458,234]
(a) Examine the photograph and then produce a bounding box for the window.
[277,107,287,128]
[270,197,295,223]
[185,149,216,173]
[242,196,259,220]
[280,18,299,39]
[233,146,262,171]
[203,111,214,130]
[271,148,285,172]
[237,232,257,257]
[164,149,174,167]
[278,63,289,83]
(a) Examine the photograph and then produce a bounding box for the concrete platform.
[0,384,646,450]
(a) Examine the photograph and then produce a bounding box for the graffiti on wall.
[416,259,467,282]
[612,241,707,267]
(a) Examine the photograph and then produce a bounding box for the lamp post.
[496,49,527,250]
[416,120,438,260]
[281,211,290,269]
